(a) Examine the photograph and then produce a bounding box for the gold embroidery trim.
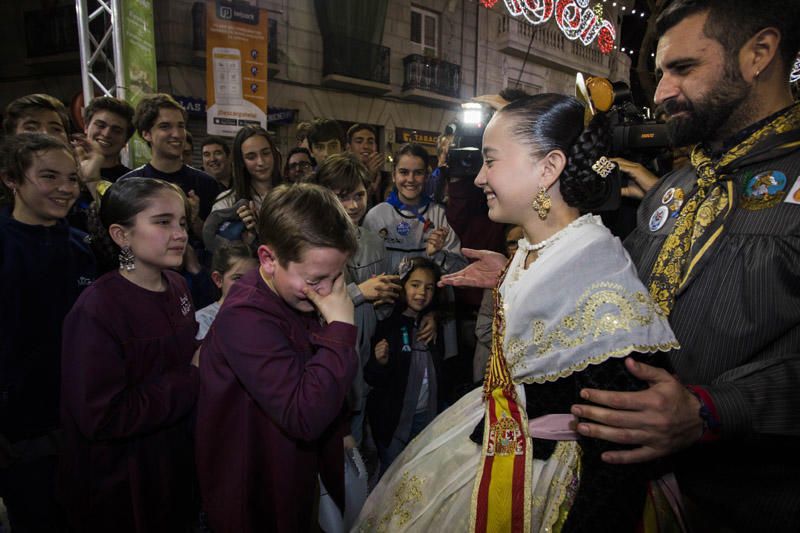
[503,281,678,384]
[361,471,425,532]
[545,442,583,533]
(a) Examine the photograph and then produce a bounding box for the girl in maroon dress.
[60,177,200,532]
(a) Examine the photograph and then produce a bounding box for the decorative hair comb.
[397,256,414,280]
[591,156,615,178]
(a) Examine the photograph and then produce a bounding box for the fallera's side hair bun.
[560,113,613,211]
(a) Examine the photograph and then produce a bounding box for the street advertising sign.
[206,0,269,136]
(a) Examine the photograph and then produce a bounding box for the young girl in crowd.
[363,143,467,275]
[364,257,443,474]
[195,241,258,340]
[60,177,199,532]
[363,143,467,361]
[0,133,96,532]
[206,126,282,246]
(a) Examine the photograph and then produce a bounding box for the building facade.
[0,0,632,162]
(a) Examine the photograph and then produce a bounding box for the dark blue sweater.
[0,208,96,441]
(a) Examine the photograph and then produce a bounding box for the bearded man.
[570,1,800,531]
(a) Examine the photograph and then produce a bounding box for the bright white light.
[461,103,484,126]
[621,47,626,52]
[621,6,626,10]
[640,12,645,17]
[631,9,636,13]
[612,2,617,6]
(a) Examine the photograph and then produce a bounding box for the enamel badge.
[741,171,787,210]
[661,187,675,205]
[649,205,669,232]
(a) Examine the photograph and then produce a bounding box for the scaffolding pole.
[76,0,125,105]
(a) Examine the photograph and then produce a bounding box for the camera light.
[461,102,484,127]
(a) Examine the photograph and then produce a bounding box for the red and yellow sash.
[470,265,533,533]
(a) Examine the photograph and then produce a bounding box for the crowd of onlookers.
[0,90,511,532]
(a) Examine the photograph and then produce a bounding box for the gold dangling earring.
[531,186,551,220]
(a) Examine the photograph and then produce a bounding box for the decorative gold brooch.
[591,156,615,178]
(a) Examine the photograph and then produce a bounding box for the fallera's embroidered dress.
[354,215,679,532]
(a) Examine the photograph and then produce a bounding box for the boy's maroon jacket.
[196,268,358,533]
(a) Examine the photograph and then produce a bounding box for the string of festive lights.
[501,0,617,55]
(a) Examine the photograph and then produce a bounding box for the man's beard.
[659,66,752,147]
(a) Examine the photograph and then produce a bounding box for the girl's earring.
[119,246,136,272]
[531,187,551,220]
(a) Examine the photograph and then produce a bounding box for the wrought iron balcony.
[402,54,461,99]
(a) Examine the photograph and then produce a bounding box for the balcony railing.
[495,14,611,74]
[402,54,461,98]
[322,35,390,85]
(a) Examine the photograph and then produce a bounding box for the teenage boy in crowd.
[120,93,218,241]
[83,96,135,181]
[315,153,401,445]
[201,135,232,190]
[346,123,392,206]
[3,93,70,142]
[196,183,359,532]
[308,118,345,164]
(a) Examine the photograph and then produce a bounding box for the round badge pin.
[396,221,411,236]
[649,205,670,232]
[741,170,788,210]
[661,187,675,205]
[669,199,683,217]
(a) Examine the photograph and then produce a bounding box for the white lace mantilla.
[501,215,679,385]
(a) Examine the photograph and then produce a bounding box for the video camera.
[445,102,493,179]
[576,74,672,211]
